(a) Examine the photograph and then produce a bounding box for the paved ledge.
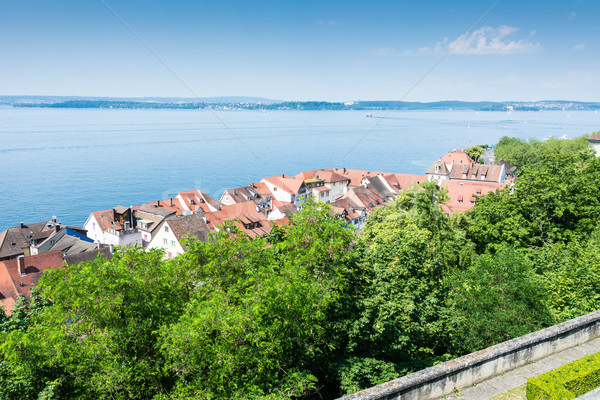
[338,310,600,400]
[453,336,600,399]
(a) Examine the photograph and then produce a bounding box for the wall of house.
[338,310,600,400]
[591,142,600,156]
[324,181,348,200]
[261,180,293,203]
[84,216,104,243]
[146,223,185,258]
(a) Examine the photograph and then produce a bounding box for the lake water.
[1,107,599,231]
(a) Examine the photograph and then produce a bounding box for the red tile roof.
[441,149,474,165]
[262,174,305,195]
[587,132,600,141]
[441,180,505,214]
[0,250,65,314]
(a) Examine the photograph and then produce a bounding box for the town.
[0,147,516,315]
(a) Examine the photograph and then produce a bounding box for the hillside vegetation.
[1,136,600,399]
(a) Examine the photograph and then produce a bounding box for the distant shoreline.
[5,99,600,112]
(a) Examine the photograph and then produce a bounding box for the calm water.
[1,107,599,231]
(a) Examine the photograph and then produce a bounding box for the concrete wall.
[338,310,600,400]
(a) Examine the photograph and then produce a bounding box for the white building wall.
[146,223,185,258]
[261,180,293,203]
[324,181,349,200]
[84,215,104,243]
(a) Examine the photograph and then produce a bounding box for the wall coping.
[338,310,600,400]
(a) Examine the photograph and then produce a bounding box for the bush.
[526,351,600,399]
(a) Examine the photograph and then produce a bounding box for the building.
[0,219,62,261]
[427,150,506,184]
[29,225,96,256]
[440,180,505,215]
[0,247,112,315]
[220,182,273,211]
[587,132,600,156]
[135,204,178,247]
[176,189,221,214]
[260,174,309,207]
[146,213,212,259]
[84,206,142,246]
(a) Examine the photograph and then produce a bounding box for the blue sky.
[1,0,598,101]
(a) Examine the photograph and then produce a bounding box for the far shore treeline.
[8,98,600,111]
[1,135,600,399]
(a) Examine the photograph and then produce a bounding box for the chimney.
[20,222,24,229]
[170,198,173,207]
[17,257,25,275]
[55,225,60,233]
[52,216,57,223]
[157,200,161,206]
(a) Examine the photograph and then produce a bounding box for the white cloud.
[568,11,576,22]
[574,44,585,51]
[411,25,540,55]
[370,47,396,56]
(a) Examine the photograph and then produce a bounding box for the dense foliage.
[1,137,600,399]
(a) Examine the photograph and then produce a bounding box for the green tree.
[159,200,355,399]
[0,247,193,399]
[330,182,461,395]
[468,148,600,251]
[445,247,554,355]
[464,145,485,163]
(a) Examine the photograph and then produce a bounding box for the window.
[165,226,169,232]
[167,252,172,258]
[163,238,168,245]
[273,187,277,191]
[171,240,176,247]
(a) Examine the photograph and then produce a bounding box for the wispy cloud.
[370,47,396,56]
[409,25,540,55]
[568,11,577,22]
[574,44,585,51]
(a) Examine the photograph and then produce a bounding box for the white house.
[145,213,212,259]
[260,174,309,207]
[84,206,142,247]
[587,133,600,156]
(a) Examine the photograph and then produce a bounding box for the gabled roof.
[448,163,504,182]
[261,174,305,195]
[221,183,273,205]
[0,250,65,314]
[426,160,451,176]
[441,149,474,165]
[139,198,185,215]
[295,169,350,184]
[0,221,57,260]
[91,210,122,232]
[64,247,112,265]
[204,201,272,238]
[177,189,221,213]
[166,213,213,244]
[382,173,425,191]
[441,180,505,214]
[587,132,600,141]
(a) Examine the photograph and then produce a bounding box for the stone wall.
[338,310,600,400]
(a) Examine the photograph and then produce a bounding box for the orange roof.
[0,250,65,314]
[203,201,271,238]
[382,173,425,191]
[441,149,474,165]
[262,174,305,195]
[441,180,505,214]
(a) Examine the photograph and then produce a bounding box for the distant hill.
[4,96,600,111]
